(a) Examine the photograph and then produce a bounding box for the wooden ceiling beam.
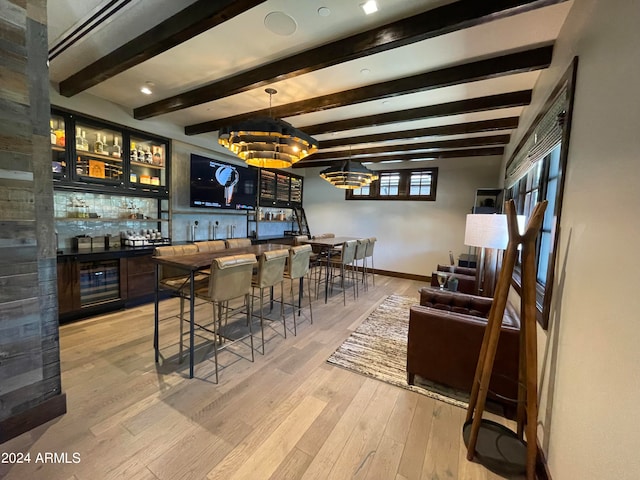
[185,46,549,135]
[318,116,523,149]
[135,0,567,119]
[58,0,266,97]
[302,92,531,136]
[293,147,505,168]
[309,135,511,160]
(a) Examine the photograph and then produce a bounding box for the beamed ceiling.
[47,0,574,169]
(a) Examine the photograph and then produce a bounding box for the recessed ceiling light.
[360,68,371,75]
[317,7,331,17]
[380,159,403,163]
[140,81,154,95]
[361,1,378,15]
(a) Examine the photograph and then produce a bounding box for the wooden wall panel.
[0,0,66,441]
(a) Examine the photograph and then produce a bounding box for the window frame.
[504,58,578,330]
[346,166,438,201]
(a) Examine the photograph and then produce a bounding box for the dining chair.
[193,253,257,383]
[251,248,289,353]
[327,239,358,305]
[284,244,313,335]
[225,238,252,249]
[154,244,209,361]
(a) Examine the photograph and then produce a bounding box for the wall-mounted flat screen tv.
[190,154,258,210]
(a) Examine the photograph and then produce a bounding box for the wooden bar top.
[151,243,291,271]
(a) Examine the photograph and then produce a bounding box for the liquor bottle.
[81,130,89,151]
[130,142,137,162]
[111,137,121,158]
[50,120,57,145]
[75,127,84,151]
[137,144,146,163]
[144,146,152,163]
[94,133,104,154]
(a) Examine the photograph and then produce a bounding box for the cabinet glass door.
[276,173,290,205]
[290,176,302,205]
[129,135,166,190]
[74,121,124,184]
[50,114,67,179]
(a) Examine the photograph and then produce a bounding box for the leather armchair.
[430,264,477,294]
[407,287,520,405]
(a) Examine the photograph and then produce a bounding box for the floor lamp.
[464,214,508,296]
[463,200,547,480]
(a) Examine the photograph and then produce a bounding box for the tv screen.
[190,154,258,210]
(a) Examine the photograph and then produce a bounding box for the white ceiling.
[47,0,574,165]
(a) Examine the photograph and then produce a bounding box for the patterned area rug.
[327,294,469,409]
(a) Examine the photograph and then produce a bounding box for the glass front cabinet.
[51,108,169,195]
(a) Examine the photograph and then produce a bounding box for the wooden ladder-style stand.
[464,199,548,480]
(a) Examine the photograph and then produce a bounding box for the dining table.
[152,243,291,378]
[300,236,360,303]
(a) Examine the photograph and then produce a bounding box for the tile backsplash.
[54,192,162,249]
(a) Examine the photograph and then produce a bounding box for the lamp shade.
[218,117,318,168]
[464,214,526,249]
[464,214,509,249]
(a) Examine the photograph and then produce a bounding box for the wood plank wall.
[0,0,66,443]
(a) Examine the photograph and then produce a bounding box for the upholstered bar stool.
[154,244,208,360]
[195,240,226,252]
[195,240,226,274]
[225,238,252,249]
[354,238,369,295]
[363,237,377,288]
[193,253,257,383]
[284,244,313,335]
[251,249,289,353]
[327,240,358,305]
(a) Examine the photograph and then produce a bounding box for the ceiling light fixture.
[140,81,154,95]
[218,88,318,169]
[319,148,379,189]
[361,0,378,15]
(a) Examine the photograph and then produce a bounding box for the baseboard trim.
[366,268,430,282]
[0,393,67,444]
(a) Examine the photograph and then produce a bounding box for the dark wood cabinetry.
[123,253,156,299]
[57,257,80,315]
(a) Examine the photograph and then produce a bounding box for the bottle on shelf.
[94,133,104,154]
[50,120,57,145]
[144,147,152,164]
[111,137,121,158]
[130,142,137,162]
[137,144,146,163]
[75,127,84,152]
[81,130,89,151]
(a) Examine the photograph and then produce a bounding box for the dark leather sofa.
[407,287,520,405]
[430,264,477,294]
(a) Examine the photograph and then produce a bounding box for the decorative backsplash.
[54,191,162,249]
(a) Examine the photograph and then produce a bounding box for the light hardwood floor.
[1,274,519,480]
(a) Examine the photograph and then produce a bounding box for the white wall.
[303,156,502,277]
[502,1,640,478]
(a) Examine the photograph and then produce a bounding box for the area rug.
[327,294,469,409]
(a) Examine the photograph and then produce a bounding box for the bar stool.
[226,238,252,249]
[193,253,257,383]
[251,249,289,353]
[363,237,377,288]
[195,240,226,252]
[154,245,209,360]
[284,244,313,335]
[327,240,358,305]
[354,238,369,295]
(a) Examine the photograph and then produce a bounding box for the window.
[504,58,578,329]
[346,167,438,201]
